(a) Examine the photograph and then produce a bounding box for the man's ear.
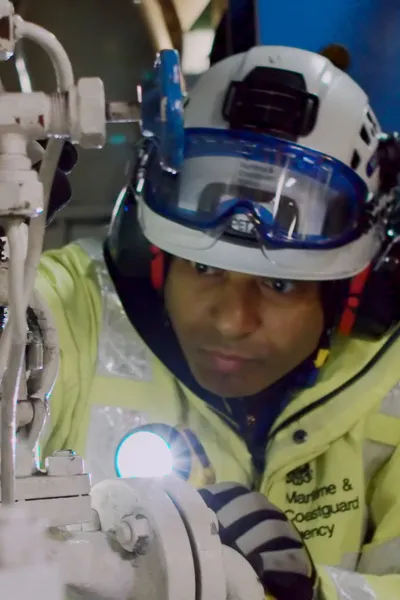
[319,43,351,72]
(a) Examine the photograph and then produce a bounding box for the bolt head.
[116,514,151,554]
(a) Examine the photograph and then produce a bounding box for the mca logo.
[286,463,313,486]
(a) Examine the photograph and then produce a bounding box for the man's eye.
[191,262,221,276]
[261,278,296,294]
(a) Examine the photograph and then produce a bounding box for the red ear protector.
[338,266,372,335]
[337,133,400,338]
[150,244,165,291]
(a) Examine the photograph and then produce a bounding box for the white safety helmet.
[136,46,387,281]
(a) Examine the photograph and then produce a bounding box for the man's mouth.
[199,348,259,374]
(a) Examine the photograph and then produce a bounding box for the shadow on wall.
[1,0,155,248]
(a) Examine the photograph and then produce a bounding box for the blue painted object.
[140,49,185,171]
[254,0,400,132]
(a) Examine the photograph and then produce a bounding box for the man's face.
[165,259,324,398]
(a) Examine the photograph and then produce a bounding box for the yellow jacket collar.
[266,327,400,479]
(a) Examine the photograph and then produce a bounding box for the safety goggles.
[137,127,370,250]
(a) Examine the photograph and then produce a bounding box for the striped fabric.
[199,482,317,600]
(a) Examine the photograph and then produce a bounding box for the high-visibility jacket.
[36,238,400,600]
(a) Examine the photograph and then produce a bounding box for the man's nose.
[210,279,261,339]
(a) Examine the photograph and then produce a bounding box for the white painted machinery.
[0,2,264,598]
